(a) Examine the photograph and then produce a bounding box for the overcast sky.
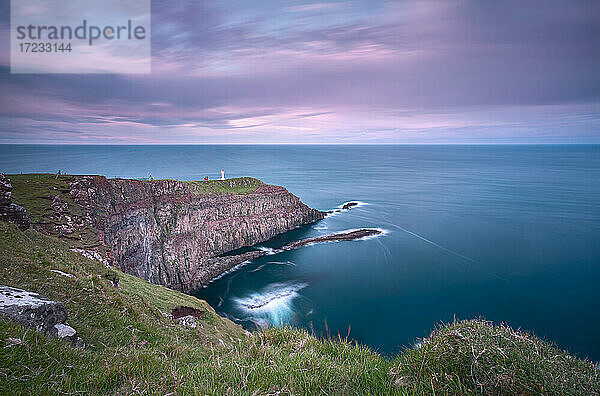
[0,0,598,144]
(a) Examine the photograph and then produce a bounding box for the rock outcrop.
[281,228,382,250]
[197,229,384,280]
[11,175,324,292]
[0,174,31,230]
[0,286,84,348]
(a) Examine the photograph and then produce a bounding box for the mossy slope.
[0,222,398,395]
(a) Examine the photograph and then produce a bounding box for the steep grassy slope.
[0,222,398,395]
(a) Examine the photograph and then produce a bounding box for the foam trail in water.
[389,222,587,314]
[268,260,296,266]
[391,224,477,264]
[249,264,267,273]
[204,260,252,286]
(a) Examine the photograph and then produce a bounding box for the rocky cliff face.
[0,174,31,230]
[60,176,324,292]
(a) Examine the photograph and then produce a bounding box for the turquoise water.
[1,144,599,360]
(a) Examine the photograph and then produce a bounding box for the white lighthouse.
[221,169,225,180]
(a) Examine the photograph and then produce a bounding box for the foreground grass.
[391,319,599,395]
[0,222,597,394]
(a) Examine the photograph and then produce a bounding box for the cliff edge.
[6,174,324,292]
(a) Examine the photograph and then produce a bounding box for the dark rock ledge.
[195,228,383,289]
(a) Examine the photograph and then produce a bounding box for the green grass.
[182,177,263,195]
[8,173,100,248]
[391,319,599,395]
[8,173,85,223]
[132,176,263,195]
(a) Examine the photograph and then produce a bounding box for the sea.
[1,144,598,361]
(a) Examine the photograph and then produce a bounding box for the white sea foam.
[313,224,329,230]
[257,246,277,255]
[338,201,369,210]
[268,260,296,266]
[235,282,308,325]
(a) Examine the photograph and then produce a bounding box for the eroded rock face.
[0,286,84,348]
[0,174,31,230]
[64,176,324,292]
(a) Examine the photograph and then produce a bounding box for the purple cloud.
[0,0,598,143]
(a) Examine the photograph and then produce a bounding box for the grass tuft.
[390,318,600,395]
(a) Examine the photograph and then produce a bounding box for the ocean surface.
[1,144,599,360]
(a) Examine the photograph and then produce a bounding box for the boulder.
[177,315,197,328]
[341,201,359,210]
[0,286,84,348]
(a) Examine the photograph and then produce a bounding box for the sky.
[0,0,598,144]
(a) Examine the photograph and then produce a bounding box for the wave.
[234,282,308,325]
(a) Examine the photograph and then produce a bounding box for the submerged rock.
[0,286,84,348]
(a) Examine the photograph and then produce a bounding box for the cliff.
[7,174,324,292]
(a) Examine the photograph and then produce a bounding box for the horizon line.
[0,142,599,146]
